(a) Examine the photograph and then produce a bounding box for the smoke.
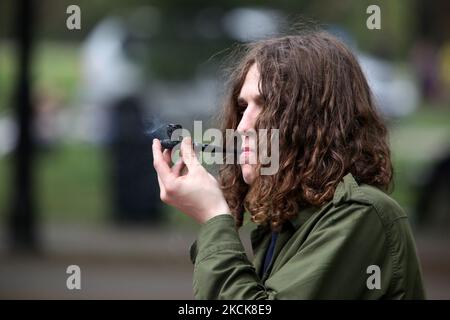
[143,116,168,141]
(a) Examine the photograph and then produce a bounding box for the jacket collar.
[289,172,367,229]
[251,172,367,249]
[288,205,318,230]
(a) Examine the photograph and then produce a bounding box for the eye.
[237,99,247,115]
[255,96,265,107]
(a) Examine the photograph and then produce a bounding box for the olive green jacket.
[190,173,425,299]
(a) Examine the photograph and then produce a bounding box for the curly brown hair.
[218,31,393,231]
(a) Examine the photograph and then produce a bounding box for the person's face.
[237,64,263,185]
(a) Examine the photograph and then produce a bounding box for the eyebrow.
[237,94,264,105]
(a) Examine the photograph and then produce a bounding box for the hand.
[152,137,231,224]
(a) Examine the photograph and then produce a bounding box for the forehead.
[239,64,261,99]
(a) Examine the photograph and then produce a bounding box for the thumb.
[181,137,200,170]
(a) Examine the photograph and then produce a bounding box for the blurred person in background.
[152,30,425,299]
[33,89,62,151]
[411,39,441,102]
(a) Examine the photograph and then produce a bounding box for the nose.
[237,106,257,136]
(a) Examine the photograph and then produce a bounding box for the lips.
[241,147,255,156]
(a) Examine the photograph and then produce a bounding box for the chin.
[241,164,256,185]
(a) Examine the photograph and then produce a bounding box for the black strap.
[261,232,278,277]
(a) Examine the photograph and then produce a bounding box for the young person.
[152,31,425,299]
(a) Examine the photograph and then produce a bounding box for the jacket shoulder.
[333,173,407,226]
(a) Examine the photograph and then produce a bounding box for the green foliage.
[0,43,16,113]
[0,41,80,113]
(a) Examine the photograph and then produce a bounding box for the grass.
[36,143,108,224]
[0,143,109,225]
[389,107,450,220]
[0,141,200,228]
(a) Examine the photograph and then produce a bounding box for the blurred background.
[0,0,449,299]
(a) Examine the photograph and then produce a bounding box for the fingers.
[162,149,172,165]
[152,139,172,185]
[172,158,186,177]
[156,173,166,199]
[163,147,187,177]
[180,137,200,170]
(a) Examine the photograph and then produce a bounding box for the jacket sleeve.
[191,204,394,300]
[190,215,269,299]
